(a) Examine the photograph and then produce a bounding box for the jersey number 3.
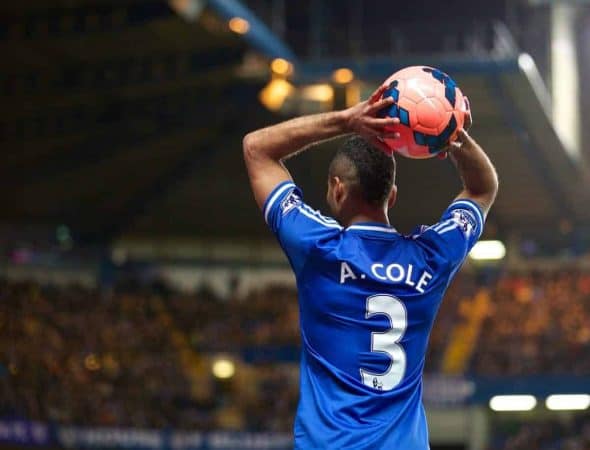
[360,294,407,391]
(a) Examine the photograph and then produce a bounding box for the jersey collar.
[346,222,398,234]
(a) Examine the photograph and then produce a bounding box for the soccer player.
[243,84,498,449]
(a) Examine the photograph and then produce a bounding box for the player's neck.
[344,209,390,228]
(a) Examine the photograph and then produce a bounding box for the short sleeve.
[414,198,485,268]
[263,181,342,275]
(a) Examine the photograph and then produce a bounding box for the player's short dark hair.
[329,135,396,206]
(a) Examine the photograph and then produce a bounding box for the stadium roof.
[2,0,590,246]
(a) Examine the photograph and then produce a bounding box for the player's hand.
[462,96,472,131]
[437,96,472,159]
[344,84,400,153]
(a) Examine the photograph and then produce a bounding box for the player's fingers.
[366,117,399,128]
[368,84,388,104]
[368,96,394,114]
[455,129,469,142]
[360,127,381,138]
[381,131,400,139]
[463,97,473,130]
[445,140,463,152]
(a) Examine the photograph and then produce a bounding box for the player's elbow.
[488,168,500,201]
[482,184,498,212]
[242,132,264,166]
[472,173,499,213]
[473,166,499,205]
[242,133,256,162]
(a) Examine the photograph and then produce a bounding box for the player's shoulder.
[263,180,300,224]
[404,199,486,270]
[264,180,343,235]
[297,203,343,230]
[409,198,484,240]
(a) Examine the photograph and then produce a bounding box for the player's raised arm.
[449,130,499,217]
[243,85,399,210]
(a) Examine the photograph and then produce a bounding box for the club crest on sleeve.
[280,191,301,215]
[451,209,477,236]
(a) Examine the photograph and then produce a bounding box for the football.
[379,66,469,159]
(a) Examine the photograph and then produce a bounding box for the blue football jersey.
[263,180,485,450]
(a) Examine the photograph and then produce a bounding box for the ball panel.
[433,83,455,111]
[383,123,442,159]
[383,66,436,86]
[403,78,437,104]
[413,124,439,135]
[396,97,419,128]
[408,146,437,159]
[415,97,447,129]
[436,111,454,135]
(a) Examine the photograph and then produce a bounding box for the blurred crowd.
[470,270,590,375]
[0,280,189,428]
[0,279,299,431]
[492,415,590,450]
[167,283,300,353]
[1,268,590,433]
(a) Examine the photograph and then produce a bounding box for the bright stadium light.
[212,358,235,379]
[518,53,535,72]
[332,68,354,84]
[469,240,506,261]
[489,395,537,412]
[345,83,361,107]
[300,84,334,103]
[228,17,250,34]
[551,2,580,156]
[168,0,205,22]
[270,58,293,76]
[546,394,590,411]
[259,78,294,111]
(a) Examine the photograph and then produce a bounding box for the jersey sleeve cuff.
[263,181,297,224]
[449,199,485,230]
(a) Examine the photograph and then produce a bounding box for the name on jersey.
[340,261,433,294]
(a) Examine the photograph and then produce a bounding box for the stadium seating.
[0,279,299,431]
[469,270,590,376]
[2,269,590,435]
[491,414,590,450]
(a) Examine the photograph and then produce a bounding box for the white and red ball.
[379,66,468,159]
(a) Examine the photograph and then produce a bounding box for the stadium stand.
[470,270,590,376]
[2,268,589,436]
[490,414,590,450]
[0,279,300,432]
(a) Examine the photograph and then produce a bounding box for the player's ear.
[332,176,346,204]
[387,185,398,209]
[328,175,337,188]
[327,175,338,198]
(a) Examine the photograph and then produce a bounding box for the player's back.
[263,181,484,450]
[295,225,450,449]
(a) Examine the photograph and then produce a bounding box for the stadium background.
[2,0,590,449]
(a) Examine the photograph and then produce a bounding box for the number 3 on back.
[360,294,407,391]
